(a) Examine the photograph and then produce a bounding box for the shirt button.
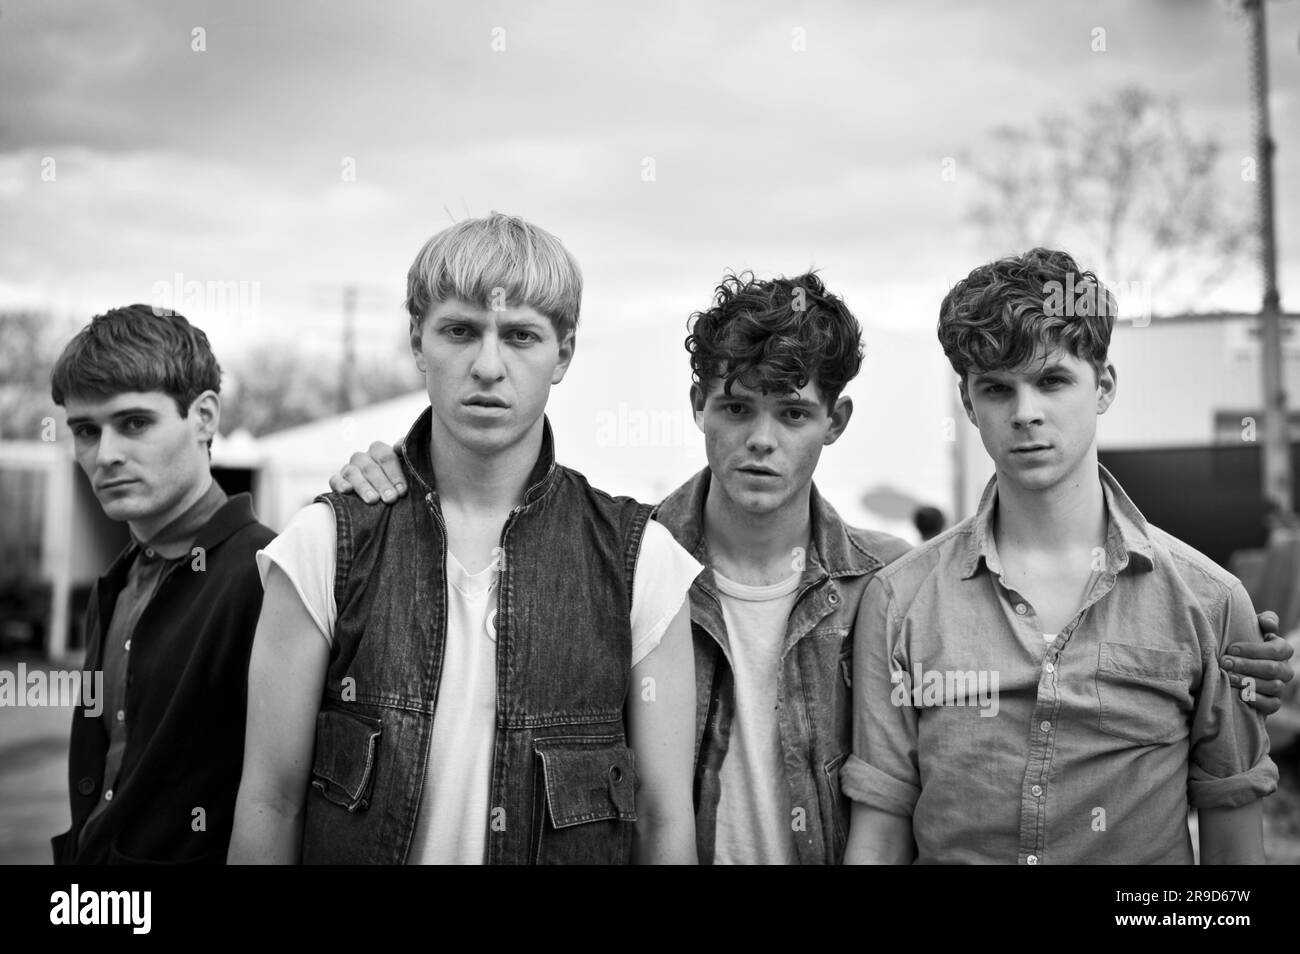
[145,548,155,558]
[1031,785,1043,797]
[116,710,125,722]
[104,789,114,801]
[828,592,839,605]
[1044,661,1055,673]
[1040,720,1051,732]
[124,639,131,651]
[77,777,96,796]
[1015,603,1028,615]
[1027,854,1038,865]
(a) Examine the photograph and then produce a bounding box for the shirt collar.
[132,478,229,560]
[959,463,1155,580]
[655,467,885,578]
[396,406,559,506]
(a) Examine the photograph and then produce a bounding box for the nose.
[95,427,127,469]
[745,413,778,454]
[1010,384,1044,429]
[470,332,505,383]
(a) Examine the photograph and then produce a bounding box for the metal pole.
[341,285,358,413]
[1246,0,1292,517]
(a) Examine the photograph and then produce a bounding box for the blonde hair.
[405,211,582,341]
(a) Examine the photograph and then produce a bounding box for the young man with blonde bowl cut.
[229,213,700,864]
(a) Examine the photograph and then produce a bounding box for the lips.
[97,478,138,492]
[463,395,509,409]
[1011,444,1050,452]
[737,465,779,478]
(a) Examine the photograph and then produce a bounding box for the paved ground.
[3,655,1299,864]
[0,676,72,864]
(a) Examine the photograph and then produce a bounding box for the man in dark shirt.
[49,304,274,864]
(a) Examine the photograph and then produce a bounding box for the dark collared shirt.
[78,479,228,848]
[842,465,1278,864]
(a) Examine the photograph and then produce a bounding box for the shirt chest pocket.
[1094,641,1197,744]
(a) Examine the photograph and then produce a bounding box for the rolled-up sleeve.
[841,576,921,817]
[1187,581,1279,809]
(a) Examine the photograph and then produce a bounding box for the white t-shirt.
[711,568,802,865]
[256,503,701,864]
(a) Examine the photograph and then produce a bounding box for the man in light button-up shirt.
[843,248,1277,864]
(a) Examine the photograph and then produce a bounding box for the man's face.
[64,391,215,527]
[962,346,1116,494]
[413,297,573,457]
[693,377,851,518]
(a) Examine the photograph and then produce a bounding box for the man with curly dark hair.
[656,270,911,864]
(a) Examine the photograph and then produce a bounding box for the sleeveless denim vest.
[301,409,654,864]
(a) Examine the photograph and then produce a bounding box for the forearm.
[843,802,915,864]
[1197,801,1265,864]
[228,790,305,864]
[632,800,698,864]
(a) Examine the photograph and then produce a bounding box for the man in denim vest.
[332,270,1294,864]
[229,213,701,864]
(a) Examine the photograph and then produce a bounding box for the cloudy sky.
[3,0,1298,529]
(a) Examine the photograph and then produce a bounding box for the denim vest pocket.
[532,736,637,864]
[1095,641,1196,744]
[310,707,383,813]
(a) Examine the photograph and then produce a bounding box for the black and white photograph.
[1,0,1298,928]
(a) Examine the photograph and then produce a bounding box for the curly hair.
[686,271,863,408]
[937,248,1116,380]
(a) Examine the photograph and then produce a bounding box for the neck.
[993,453,1105,555]
[129,471,213,544]
[428,416,546,512]
[703,478,812,583]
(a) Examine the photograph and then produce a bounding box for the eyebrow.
[65,407,159,426]
[973,363,1074,383]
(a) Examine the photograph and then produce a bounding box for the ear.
[410,318,426,372]
[1096,362,1117,415]
[958,378,977,426]
[551,329,576,385]
[823,395,854,446]
[190,390,221,443]
[689,383,707,431]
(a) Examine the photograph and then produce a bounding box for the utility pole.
[340,284,358,413]
[1244,0,1293,518]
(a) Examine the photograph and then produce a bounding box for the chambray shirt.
[842,466,1278,864]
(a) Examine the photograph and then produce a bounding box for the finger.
[1224,640,1291,661]
[1256,610,1280,637]
[340,463,381,503]
[1224,656,1291,680]
[1226,674,1286,697]
[1245,696,1281,716]
[358,456,400,502]
[369,442,407,496]
[327,473,352,494]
